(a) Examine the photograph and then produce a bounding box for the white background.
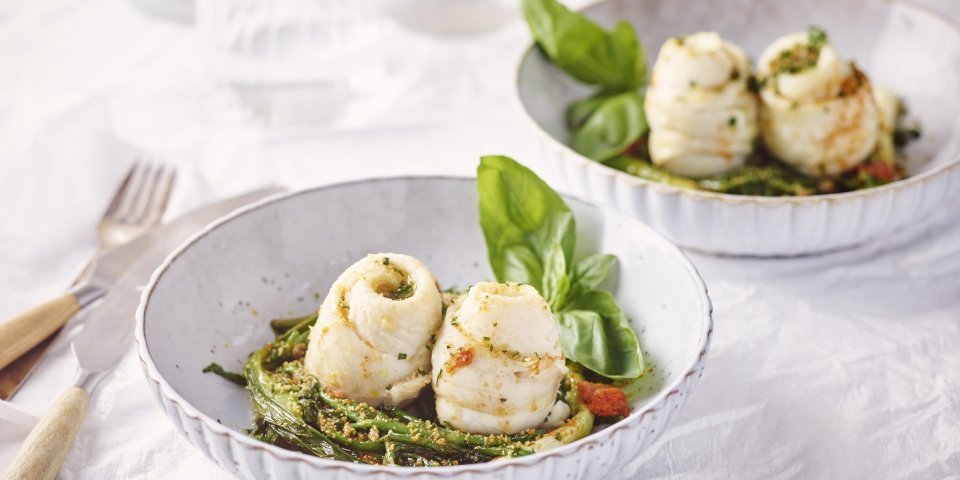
[1,0,959,478]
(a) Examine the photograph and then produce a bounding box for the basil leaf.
[571,253,616,292]
[477,155,644,380]
[572,91,647,162]
[542,243,571,311]
[566,93,609,131]
[477,155,576,291]
[502,244,544,290]
[521,0,646,91]
[559,291,643,379]
[609,21,647,93]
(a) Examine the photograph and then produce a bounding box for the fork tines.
[103,161,177,226]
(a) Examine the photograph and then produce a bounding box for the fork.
[72,161,177,283]
[0,161,176,375]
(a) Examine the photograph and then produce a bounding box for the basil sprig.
[571,91,646,162]
[522,0,649,162]
[478,155,643,379]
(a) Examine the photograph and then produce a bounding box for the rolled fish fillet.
[432,282,567,434]
[304,253,442,407]
[645,32,759,178]
[872,84,899,166]
[757,30,879,176]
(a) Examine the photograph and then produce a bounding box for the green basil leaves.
[521,0,645,91]
[571,91,647,162]
[478,155,643,379]
[522,0,650,163]
[556,290,643,379]
[477,155,575,292]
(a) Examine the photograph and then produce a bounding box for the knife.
[1,187,284,480]
[0,188,285,399]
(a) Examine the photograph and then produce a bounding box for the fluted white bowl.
[516,0,960,256]
[135,177,712,480]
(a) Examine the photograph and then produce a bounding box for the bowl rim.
[512,0,960,206]
[134,175,714,475]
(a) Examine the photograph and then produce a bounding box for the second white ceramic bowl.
[135,176,712,480]
[516,0,960,256]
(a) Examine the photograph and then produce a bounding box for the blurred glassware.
[196,0,391,126]
[386,0,518,36]
[129,0,195,24]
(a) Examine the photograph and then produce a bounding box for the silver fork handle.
[72,284,107,308]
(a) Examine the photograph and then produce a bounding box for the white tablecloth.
[1,0,959,478]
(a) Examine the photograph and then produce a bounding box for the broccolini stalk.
[243,314,595,466]
[245,351,370,463]
[699,165,818,196]
[270,312,319,335]
[319,386,539,452]
[607,151,904,196]
[532,365,595,452]
[606,156,700,190]
[202,362,247,386]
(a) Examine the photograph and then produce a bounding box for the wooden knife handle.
[3,386,89,480]
[0,293,82,370]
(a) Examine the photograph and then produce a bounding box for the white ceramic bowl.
[135,177,713,479]
[516,0,960,256]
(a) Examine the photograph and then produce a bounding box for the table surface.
[1,0,959,478]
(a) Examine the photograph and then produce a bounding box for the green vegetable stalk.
[605,156,700,190]
[230,314,594,466]
[698,164,819,196]
[608,154,906,196]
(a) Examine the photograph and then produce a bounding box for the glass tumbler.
[197,0,389,126]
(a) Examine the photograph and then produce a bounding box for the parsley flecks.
[382,280,414,300]
[769,26,830,76]
[894,126,922,148]
[808,25,827,48]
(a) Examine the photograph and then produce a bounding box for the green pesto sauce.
[385,280,414,300]
[768,26,828,76]
[235,315,593,467]
[608,149,905,197]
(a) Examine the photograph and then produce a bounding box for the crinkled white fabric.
[621,206,960,479]
[1,0,959,478]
